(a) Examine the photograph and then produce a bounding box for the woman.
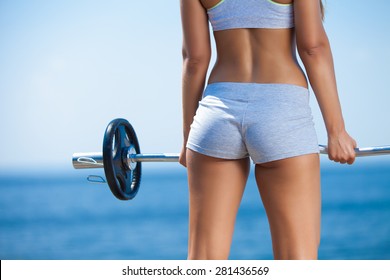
[179,0,356,260]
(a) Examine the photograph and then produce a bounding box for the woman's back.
[201,0,307,87]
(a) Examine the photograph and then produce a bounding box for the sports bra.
[207,0,294,31]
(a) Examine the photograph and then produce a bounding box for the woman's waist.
[208,61,307,88]
[203,82,310,102]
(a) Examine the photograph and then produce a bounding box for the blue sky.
[0,0,389,171]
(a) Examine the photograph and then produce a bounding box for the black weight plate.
[102,118,142,200]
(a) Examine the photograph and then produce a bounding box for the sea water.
[0,157,389,260]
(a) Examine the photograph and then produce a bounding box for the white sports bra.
[207,0,294,31]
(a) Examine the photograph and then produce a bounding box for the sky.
[0,0,390,171]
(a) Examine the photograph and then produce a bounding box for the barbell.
[72,118,390,201]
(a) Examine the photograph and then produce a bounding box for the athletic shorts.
[186,82,319,164]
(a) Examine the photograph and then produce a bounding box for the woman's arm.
[294,0,357,164]
[179,0,211,166]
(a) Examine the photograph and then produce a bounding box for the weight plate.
[102,118,142,200]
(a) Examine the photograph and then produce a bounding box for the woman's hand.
[179,144,187,167]
[327,130,357,164]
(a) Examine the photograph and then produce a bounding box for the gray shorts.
[186,82,319,164]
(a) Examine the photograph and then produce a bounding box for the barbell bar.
[72,118,390,200]
[72,146,390,168]
[72,152,179,169]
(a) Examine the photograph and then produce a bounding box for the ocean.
[0,157,389,260]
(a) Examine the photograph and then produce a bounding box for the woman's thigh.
[186,149,250,260]
[255,153,321,260]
